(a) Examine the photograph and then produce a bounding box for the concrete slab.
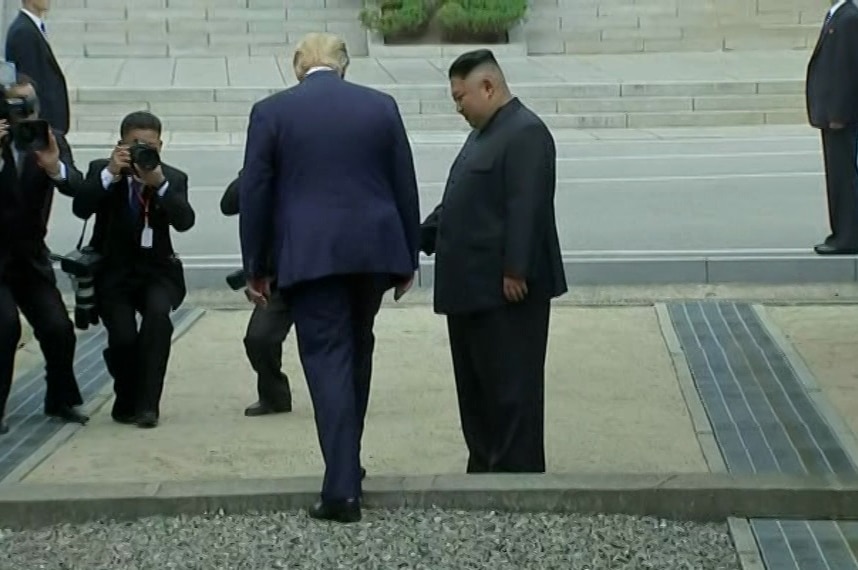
[21,306,706,485]
[762,305,858,451]
[6,472,858,529]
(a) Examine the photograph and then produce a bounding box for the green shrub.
[359,0,431,36]
[436,0,527,35]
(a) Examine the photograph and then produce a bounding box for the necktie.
[39,22,46,35]
[130,179,142,218]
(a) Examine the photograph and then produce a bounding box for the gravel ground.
[0,508,740,570]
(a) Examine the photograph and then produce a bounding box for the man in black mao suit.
[221,170,293,417]
[0,75,88,433]
[806,0,858,255]
[5,0,70,134]
[421,50,567,474]
[72,111,195,429]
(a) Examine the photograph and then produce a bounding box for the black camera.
[128,140,160,172]
[52,247,103,331]
[0,97,49,152]
[226,269,246,291]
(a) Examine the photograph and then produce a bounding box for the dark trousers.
[99,281,174,418]
[446,297,551,474]
[822,126,858,248]
[286,274,387,502]
[244,290,293,408]
[0,254,83,418]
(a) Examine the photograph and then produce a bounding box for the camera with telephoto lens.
[0,96,49,152]
[51,247,103,331]
[127,140,160,173]
[226,269,246,291]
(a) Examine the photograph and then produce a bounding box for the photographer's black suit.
[806,1,858,253]
[72,159,195,425]
[5,12,71,134]
[221,172,293,415]
[0,131,85,429]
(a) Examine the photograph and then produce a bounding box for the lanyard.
[132,182,151,226]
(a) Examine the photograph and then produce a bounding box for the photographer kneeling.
[0,72,89,433]
[72,111,195,429]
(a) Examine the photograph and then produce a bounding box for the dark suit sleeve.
[503,123,556,280]
[155,169,195,232]
[420,204,442,255]
[239,103,276,277]
[832,14,858,123]
[53,132,84,198]
[220,171,242,216]
[5,27,40,81]
[72,160,111,220]
[387,98,421,270]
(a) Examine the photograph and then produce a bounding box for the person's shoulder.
[161,163,188,180]
[88,157,110,171]
[6,14,34,39]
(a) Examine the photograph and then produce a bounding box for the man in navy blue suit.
[239,32,421,523]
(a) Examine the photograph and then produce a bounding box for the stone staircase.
[44,0,368,58]
[525,0,828,54]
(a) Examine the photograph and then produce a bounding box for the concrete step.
[46,1,367,57]
[67,81,807,132]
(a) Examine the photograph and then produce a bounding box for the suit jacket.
[421,98,567,315]
[806,1,858,128]
[239,70,421,290]
[5,12,71,134]
[0,129,82,279]
[72,159,195,309]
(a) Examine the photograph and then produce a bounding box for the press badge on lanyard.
[137,186,153,249]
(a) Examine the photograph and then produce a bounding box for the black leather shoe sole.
[46,407,89,425]
[136,412,159,429]
[814,243,858,255]
[308,499,361,523]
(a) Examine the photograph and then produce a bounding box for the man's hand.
[107,143,130,176]
[34,130,61,177]
[245,276,272,308]
[0,120,8,142]
[503,275,528,303]
[394,273,415,301]
[134,164,166,189]
[830,121,845,129]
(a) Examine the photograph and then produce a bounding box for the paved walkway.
[61,49,810,89]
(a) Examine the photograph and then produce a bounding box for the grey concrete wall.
[1,2,19,57]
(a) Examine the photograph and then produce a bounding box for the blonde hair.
[293,33,350,80]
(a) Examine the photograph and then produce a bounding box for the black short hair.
[448,49,499,80]
[120,111,162,138]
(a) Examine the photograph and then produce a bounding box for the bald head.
[447,49,512,129]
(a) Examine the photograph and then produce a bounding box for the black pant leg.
[99,295,140,418]
[0,280,22,420]
[136,282,174,417]
[348,275,386,449]
[446,314,492,474]
[243,290,293,408]
[10,260,82,413]
[822,126,858,248]
[469,299,550,473]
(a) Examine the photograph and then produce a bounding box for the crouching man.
[71,111,195,428]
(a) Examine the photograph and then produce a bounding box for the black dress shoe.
[0,422,8,435]
[361,467,366,480]
[814,243,858,255]
[46,406,89,425]
[308,498,361,523]
[244,401,292,417]
[136,411,159,429]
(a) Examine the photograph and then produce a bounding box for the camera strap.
[75,219,90,252]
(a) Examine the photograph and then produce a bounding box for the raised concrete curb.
[4,472,858,529]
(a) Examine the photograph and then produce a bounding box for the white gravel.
[0,508,740,570]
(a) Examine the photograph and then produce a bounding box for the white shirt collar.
[20,8,45,33]
[830,0,847,17]
[305,66,334,76]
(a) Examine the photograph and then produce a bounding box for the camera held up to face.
[0,95,50,152]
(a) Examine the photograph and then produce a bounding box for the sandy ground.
[22,306,706,484]
[765,305,858,438]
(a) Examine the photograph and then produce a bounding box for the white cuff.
[50,161,68,181]
[100,167,120,190]
[156,180,170,197]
